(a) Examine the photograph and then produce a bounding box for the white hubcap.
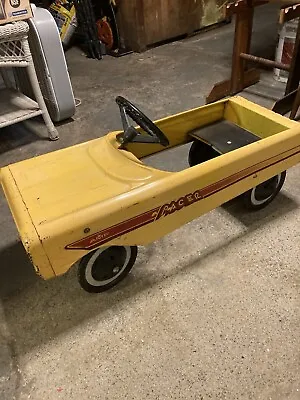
[250,174,280,206]
[85,247,131,287]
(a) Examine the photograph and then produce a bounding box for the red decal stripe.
[66,207,159,250]
[66,145,300,250]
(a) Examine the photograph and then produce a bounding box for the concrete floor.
[1,4,299,400]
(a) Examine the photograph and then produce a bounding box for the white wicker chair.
[0,21,58,140]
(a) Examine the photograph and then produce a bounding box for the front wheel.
[242,171,286,210]
[78,246,138,293]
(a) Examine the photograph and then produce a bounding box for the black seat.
[189,120,260,154]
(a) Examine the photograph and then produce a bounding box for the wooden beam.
[240,52,290,70]
[206,68,260,103]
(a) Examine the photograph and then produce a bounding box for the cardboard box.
[0,0,32,25]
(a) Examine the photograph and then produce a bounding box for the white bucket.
[274,18,298,83]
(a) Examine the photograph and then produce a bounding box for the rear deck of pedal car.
[219,96,297,139]
[187,97,298,156]
[126,96,297,162]
[188,97,298,157]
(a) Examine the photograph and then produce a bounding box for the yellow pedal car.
[1,96,299,292]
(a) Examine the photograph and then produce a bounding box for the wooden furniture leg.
[206,4,260,103]
[285,17,300,95]
[231,7,253,92]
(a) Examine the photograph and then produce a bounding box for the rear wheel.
[78,246,138,293]
[242,171,286,210]
[188,140,220,167]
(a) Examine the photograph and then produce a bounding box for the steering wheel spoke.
[132,133,161,144]
[119,105,130,131]
[116,96,169,147]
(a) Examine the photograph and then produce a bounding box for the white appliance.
[15,4,76,122]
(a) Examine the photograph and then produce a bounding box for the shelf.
[0,88,43,128]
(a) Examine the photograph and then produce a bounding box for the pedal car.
[1,96,298,292]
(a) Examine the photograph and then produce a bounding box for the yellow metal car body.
[1,96,298,292]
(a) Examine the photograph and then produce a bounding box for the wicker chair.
[0,21,58,140]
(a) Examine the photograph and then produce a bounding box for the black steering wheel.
[116,96,169,147]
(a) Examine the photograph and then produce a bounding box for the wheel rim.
[250,174,281,206]
[85,246,131,287]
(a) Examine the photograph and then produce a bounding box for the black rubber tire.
[188,140,220,167]
[242,171,286,211]
[78,246,138,293]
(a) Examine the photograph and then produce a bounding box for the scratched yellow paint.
[0,96,298,280]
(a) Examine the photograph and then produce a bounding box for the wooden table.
[206,0,300,118]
